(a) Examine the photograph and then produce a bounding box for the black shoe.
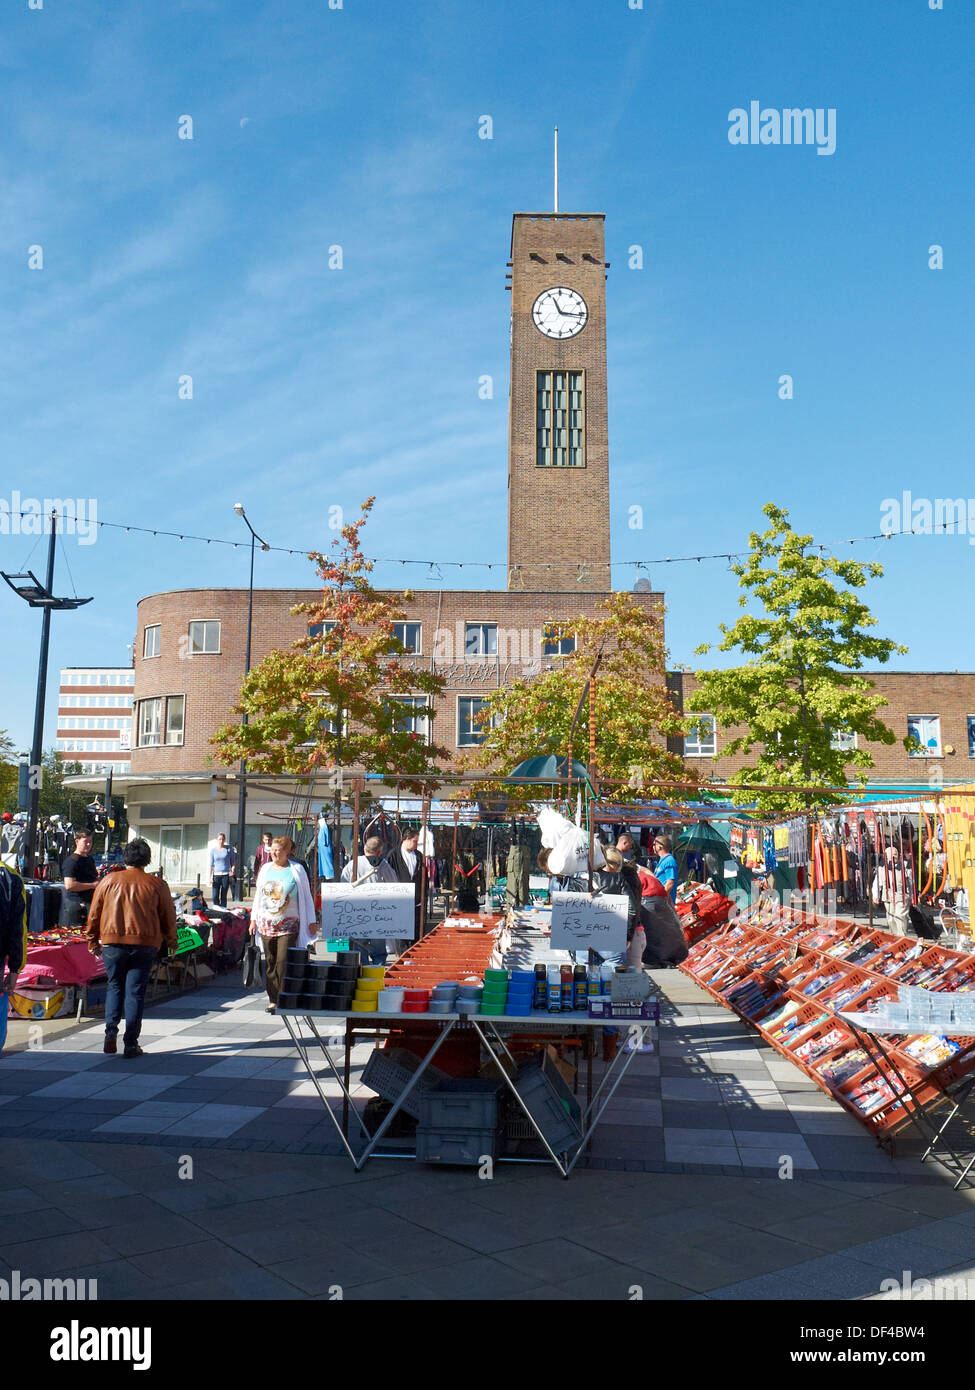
[265,1004,276,1014]
[103,1036,117,1055]
[122,1044,144,1059]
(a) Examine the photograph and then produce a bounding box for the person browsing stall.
[341,836,398,966]
[650,834,679,903]
[249,836,317,1013]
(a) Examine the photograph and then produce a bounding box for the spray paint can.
[560,964,574,1011]
[534,963,547,1009]
[547,966,562,1013]
[573,965,588,1010]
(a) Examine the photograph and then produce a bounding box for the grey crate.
[360,1046,450,1120]
[511,1061,583,1154]
[419,1078,504,1131]
[416,1125,500,1165]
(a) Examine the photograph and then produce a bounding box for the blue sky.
[2,0,973,751]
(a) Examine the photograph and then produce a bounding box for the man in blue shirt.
[650,834,679,903]
[209,833,236,907]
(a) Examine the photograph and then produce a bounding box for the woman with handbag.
[249,836,318,1012]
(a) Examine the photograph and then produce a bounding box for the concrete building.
[55,667,134,778]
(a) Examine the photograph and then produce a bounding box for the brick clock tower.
[506,212,611,593]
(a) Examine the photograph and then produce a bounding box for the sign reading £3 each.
[550,891,628,954]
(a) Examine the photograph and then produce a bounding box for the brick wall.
[131,586,665,774]
[669,669,975,785]
[507,214,611,592]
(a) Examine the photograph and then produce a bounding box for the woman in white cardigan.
[249,835,318,1012]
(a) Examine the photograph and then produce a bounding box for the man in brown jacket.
[87,839,178,1057]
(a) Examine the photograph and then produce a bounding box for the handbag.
[241,938,265,989]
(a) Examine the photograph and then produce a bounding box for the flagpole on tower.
[554,127,559,212]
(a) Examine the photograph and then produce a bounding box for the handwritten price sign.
[320,882,416,940]
[550,892,628,953]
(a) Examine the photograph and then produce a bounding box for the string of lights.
[0,505,962,574]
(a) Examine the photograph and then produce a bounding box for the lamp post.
[1,510,92,879]
[232,504,270,901]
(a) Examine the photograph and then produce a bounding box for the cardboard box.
[588,997,659,1021]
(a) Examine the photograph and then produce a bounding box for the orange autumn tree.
[460,591,698,806]
[212,499,449,822]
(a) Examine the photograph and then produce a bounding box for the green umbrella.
[505,755,590,783]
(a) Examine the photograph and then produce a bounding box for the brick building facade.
[667,670,975,787]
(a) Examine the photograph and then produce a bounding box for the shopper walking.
[208,833,236,908]
[253,830,274,888]
[61,830,99,926]
[342,835,397,966]
[0,861,26,996]
[86,839,178,1058]
[250,836,317,1012]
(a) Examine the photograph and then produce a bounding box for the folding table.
[276,1005,657,1178]
[840,1012,975,1189]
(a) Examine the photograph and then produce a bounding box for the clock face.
[531,286,588,340]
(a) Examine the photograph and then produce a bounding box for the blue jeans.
[103,944,158,1045]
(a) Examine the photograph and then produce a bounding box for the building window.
[536,370,585,468]
[165,695,185,746]
[458,696,494,747]
[542,625,576,658]
[308,621,337,639]
[391,622,421,655]
[969,716,975,757]
[138,698,163,747]
[685,715,717,757]
[908,715,942,757]
[830,728,858,753]
[465,622,497,657]
[391,696,430,740]
[188,620,221,655]
[137,695,184,748]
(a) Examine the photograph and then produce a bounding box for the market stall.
[680,900,975,1157]
[275,908,659,1178]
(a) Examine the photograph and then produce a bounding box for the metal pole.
[419,787,429,938]
[234,528,256,900]
[23,512,57,880]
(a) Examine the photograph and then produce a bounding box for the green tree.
[0,730,19,812]
[212,499,450,857]
[691,503,907,817]
[462,591,694,804]
[37,749,85,823]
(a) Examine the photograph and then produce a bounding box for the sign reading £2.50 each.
[550,892,628,953]
[320,882,416,940]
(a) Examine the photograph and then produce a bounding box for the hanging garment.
[317,818,334,879]
[505,842,531,908]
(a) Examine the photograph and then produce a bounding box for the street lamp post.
[1,510,92,879]
[232,504,269,901]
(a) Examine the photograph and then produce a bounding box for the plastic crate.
[419,1078,504,1131]
[360,1046,450,1120]
[511,1060,583,1154]
[416,1125,500,1165]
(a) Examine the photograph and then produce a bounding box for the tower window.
[536,371,585,467]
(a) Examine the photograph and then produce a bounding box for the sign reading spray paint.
[320,882,416,940]
[550,892,628,953]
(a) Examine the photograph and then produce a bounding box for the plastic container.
[416,1126,500,1165]
[456,999,479,1016]
[457,984,482,1000]
[484,969,509,985]
[360,1046,451,1118]
[420,1078,504,1130]
[322,993,349,1011]
[360,966,386,981]
[402,1001,428,1013]
[352,998,377,1012]
[299,994,324,1011]
[512,1061,583,1153]
[336,950,360,966]
[277,993,299,1010]
[428,1000,453,1014]
[504,1000,533,1016]
[286,946,308,966]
